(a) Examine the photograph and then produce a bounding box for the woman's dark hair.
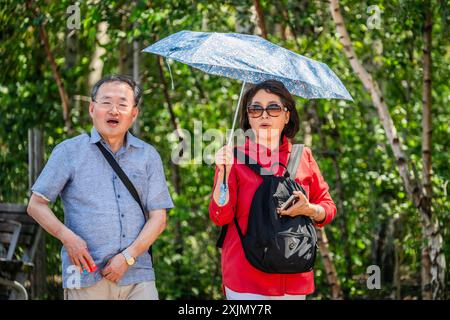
[91,74,142,106]
[239,80,300,139]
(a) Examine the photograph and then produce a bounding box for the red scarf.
[238,135,291,176]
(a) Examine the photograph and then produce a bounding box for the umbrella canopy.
[143,30,353,101]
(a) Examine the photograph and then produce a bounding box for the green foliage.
[0,0,448,299]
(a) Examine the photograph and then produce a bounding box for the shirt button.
[122,234,126,238]
[117,194,121,198]
[121,214,124,218]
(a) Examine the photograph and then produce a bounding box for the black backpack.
[216,144,318,274]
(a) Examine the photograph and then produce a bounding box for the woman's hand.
[214,145,234,173]
[277,191,325,222]
[213,145,234,206]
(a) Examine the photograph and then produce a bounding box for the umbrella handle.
[218,166,228,205]
[165,58,175,90]
[227,81,247,147]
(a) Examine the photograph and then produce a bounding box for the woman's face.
[247,89,290,142]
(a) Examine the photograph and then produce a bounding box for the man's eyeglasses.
[93,100,134,112]
[247,103,288,118]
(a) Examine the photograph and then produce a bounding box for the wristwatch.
[121,248,136,266]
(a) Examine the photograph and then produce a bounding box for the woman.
[209,80,337,300]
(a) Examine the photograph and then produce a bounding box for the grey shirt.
[31,127,174,288]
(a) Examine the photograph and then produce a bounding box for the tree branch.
[252,0,268,39]
[28,1,72,133]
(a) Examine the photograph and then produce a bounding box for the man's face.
[89,81,139,139]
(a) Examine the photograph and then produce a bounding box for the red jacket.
[209,136,337,296]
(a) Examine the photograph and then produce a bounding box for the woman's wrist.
[310,204,326,223]
[217,165,231,182]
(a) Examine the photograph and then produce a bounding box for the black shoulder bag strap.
[88,133,152,257]
[215,144,304,248]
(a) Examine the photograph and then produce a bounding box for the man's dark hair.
[239,80,300,139]
[91,74,143,106]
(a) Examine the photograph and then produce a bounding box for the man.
[27,75,174,300]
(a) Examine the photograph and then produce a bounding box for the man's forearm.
[27,194,71,243]
[127,209,167,258]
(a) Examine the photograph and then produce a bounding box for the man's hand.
[60,229,96,274]
[101,253,129,282]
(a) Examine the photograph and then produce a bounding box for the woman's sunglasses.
[247,103,288,118]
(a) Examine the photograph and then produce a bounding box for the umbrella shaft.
[227,81,246,147]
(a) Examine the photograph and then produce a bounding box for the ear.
[285,110,290,124]
[131,107,139,122]
[89,102,95,118]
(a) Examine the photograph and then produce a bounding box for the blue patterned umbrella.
[143,30,353,101]
[143,30,352,147]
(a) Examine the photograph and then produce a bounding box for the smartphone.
[279,194,298,211]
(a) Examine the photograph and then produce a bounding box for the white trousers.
[225,286,306,300]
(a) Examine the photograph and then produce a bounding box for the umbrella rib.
[189,62,346,99]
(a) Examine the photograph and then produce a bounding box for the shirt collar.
[125,130,144,149]
[89,126,144,149]
[89,126,102,144]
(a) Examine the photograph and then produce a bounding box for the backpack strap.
[216,218,244,248]
[216,225,228,248]
[217,146,302,248]
[228,145,306,246]
[234,148,273,176]
[285,144,304,178]
[217,148,269,248]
